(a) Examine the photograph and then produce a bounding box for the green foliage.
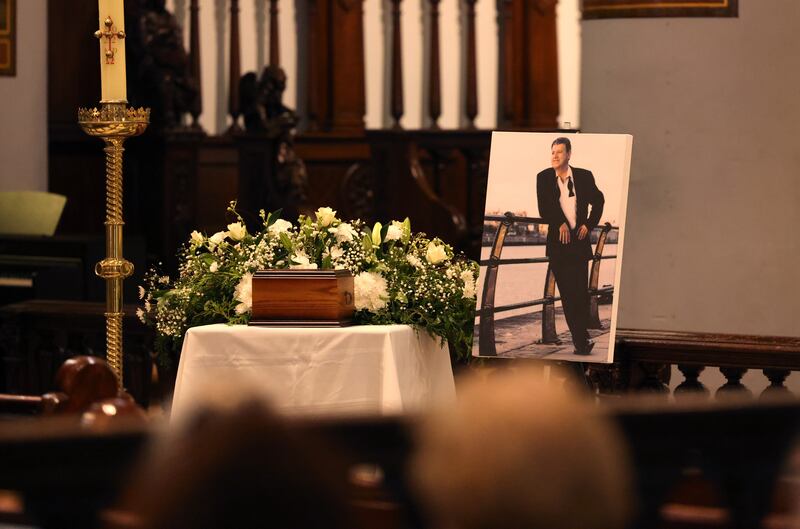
[138,206,479,368]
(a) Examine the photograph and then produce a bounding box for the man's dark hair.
[551,137,571,153]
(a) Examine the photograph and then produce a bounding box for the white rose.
[268,219,293,236]
[328,222,357,243]
[190,230,204,245]
[289,253,319,270]
[234,273,253,314]
[227,222,247,241]
[425,242,449,265]
[315,207,337,227]
[209,261,219,272]
[354,271,389,312]
[385,222,403,242]
[208,231,228,246]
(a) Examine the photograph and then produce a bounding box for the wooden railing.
[174,0,560,133]
[594,330,800,399]
[477,212,618,356]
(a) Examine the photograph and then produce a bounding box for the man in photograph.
[536,137,604,355]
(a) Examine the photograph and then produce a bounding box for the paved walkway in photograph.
[473,304,613,361]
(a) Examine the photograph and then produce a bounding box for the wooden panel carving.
[498,0,559,128]
[0,0,15,76]
[305,0,366,132]
[583,0,738,19]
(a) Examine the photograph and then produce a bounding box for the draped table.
[170,324,456,421]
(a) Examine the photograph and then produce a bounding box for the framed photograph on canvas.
[583,0,737,19]
[0,0,15,77]
[473,132,633,363]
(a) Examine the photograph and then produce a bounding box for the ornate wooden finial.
[94,16,126,64]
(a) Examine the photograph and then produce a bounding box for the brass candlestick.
[78,102,149,387]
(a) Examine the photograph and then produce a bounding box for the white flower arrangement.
[140,202,479,367]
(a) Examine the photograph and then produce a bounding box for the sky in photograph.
[483,132,632,226]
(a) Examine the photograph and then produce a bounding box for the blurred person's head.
[119,401,351,529]
[411,367,633,529]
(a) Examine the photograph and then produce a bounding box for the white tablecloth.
[170,324,456,420]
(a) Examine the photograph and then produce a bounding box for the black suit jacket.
[536,166,604,263]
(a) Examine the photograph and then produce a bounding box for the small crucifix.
[94,16,126,64]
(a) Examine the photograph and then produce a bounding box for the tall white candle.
[97,0,127,102]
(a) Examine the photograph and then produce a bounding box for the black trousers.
[550,256,591,349]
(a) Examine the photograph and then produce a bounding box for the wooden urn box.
[249,269,355,326]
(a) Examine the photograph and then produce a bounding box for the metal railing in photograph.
[478,212,618,357]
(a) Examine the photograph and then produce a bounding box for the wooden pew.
[0,418,149,529]
[0,355,118,417]
[610,397,800,529]
[299,399,800,529]
[0,300,153,407]
[1,398,798,529]
[0,356,147,529]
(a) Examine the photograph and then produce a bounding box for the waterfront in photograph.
[476,244,618,320]
[474,244,618,360]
